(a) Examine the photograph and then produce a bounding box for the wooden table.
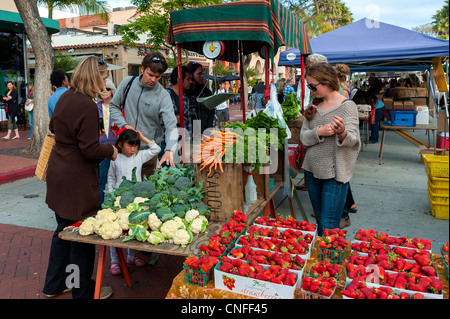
[58,182,283,298]
[378,122,438,165]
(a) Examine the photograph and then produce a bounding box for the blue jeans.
[370,106,385,143]
[304,170,349,236]
[99,157,111,203]
[28,111,33,138]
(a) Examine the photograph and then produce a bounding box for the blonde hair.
[334,64,350,82]
[71,56,105,99]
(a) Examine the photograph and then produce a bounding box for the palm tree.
[286,0,353,38]
[432,0,449,39]
[38,0,110,21]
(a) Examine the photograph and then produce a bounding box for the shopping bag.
[264,84,291,139]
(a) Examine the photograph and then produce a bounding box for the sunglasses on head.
[307,82,321,91]
[151,57,168,68]
[98,57,106,66]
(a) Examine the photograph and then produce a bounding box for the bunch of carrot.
[194,130,236,176]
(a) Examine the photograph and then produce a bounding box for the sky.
[39,0,446,30]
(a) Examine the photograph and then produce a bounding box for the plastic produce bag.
[296,82,311,111]
[264,84,291,139]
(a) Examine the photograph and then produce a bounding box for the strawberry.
[421,265,436,276]
[414,253,431,267]
[220,262,234,273]
[430,279,443,293]
[394,276,407,289]
[400,292,410,299]
[408,282,425,292]
[342,289,357,299]
[411,293,425,299]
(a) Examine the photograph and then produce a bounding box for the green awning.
[167,0,311,63]
[0,9,60,35]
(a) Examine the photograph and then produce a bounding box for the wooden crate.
[194,163,244,223]
[269,148,287,183]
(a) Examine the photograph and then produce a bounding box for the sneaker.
[340,215,351,229]
[100,286,113,299]
[127,256,146,267]
[110,263,122,275]
[44,287,72,298]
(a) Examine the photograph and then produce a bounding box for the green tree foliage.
[38,0,110,21]
[432,0,449,39]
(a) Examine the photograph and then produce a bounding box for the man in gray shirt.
[110,52,178,178]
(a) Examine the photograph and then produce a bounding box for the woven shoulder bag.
[35,132,55,181]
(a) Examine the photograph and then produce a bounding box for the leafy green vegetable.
[128,210,150,225]
[280,93,301,122]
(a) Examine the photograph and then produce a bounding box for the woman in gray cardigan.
[300,63,360,236]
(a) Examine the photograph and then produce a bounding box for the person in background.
[277,79,286,104]
[231,83,238,104]
[110,52,178,178]
[306,53,328,67]
[186,61,214,135]
[44,56,118,299]
[283,77,295,99]
[106,129,161,275]
[24,81,34,140]
[300,63,360,236]
[166,66,193,137]
[98,79,117,203]
[47,69,69,118]
[252,81,265,111]
[214,81,230,126]
[367,79,385,144]
[2,81,19,140]
[334,64,351,99]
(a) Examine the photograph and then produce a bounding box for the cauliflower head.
[189,215,208,235]
[185,209,200,223]
[160,219,181,239]
[148,231,166,245]
[115,208,129,218]
[172,229,193,248]
[173,216,186,230]
[94,218,106,235]
[117,212,131,231]
[98,221,123,240]
[96,208,117,222]
[147,213,162,231]
[133,197,149,205]
[114,196,122,208]
[79,217,96,236]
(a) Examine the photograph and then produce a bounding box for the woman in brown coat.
[43,56,118,299]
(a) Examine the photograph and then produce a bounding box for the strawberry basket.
[319,247,345,264]
[439,243,449,282]
[183,265,213,287]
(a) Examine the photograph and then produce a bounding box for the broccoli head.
[155,206,175,222]
[176,190,189,203]
[166,175,176,185]
[170,203,191,218]
[174,176,192,191]
[133,180,156,198]
[191,201,210,216]
[119,190,136,209]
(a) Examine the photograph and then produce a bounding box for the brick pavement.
[0,223,186,299]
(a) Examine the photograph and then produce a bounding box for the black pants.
[43,213,96,299]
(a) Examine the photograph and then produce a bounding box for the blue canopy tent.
[279,18,449,71]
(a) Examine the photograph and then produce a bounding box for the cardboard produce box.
[410,98,427,108]
[214,261,302,299]
[437,112,449,133]
[392,101,404,110]
[383,98,393,109]
[403,101,415,110]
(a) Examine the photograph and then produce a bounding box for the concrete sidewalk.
[0,113,448,299]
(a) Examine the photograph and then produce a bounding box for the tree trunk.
[14,0,54,154]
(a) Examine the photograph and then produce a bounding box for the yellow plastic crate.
[427,188,449,204]
[429,176,449,188]
[428,195,449,219]
[423,154,449,178]
[427,180,450,195]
